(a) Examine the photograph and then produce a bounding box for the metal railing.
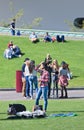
[0,27,84,39]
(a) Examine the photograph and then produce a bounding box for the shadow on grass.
[0,112,7,114]
[49,96,84,100]
[68,97,84,99]
[0,116,44,121]
[72,75,79,79]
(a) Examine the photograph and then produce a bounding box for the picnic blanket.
[48,112,77,118]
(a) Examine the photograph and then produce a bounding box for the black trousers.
[48,77,51,98]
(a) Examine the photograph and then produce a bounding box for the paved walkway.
[0,89,84,101]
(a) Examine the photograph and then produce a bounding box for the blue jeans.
[35,86,48,111]
[44,37,52,42]
[51,74,58,98]
[29,76,38,97]
[11,29,15,35]
[25,76,30,97]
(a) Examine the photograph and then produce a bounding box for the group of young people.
[4,41,24,59]
[21,54,72,112]
[21,57,49,112]
[29,32,66,43]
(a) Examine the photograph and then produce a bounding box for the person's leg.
[56,81,58,98]
[35,87,42,106]
[52,81,55,96]
[60,86,63,98]
[25,76,30,97]
[29,76,33,98]
[51,74,55,96]
[48,76,51,98]
[61,35,65,42]
[12,52,19,58]
[11,29,15,35]
[56,35,61,42]
[42,86,48,111]
[33,76,38,94]
[64,86,68,98]
[48,82,51,98]
[22,77,26,96]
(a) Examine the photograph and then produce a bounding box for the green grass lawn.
[0,99,84,130]
[0,35,84,88]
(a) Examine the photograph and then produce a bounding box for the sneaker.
[19,54,21,58]
[43,110,46,113]
[26,96,31,99]
[64,96,68,98]
[59,96,63,98]
[30,96,34,99]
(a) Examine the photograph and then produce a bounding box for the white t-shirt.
[24,65,30,76]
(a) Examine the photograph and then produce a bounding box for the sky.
[0,0,84,31]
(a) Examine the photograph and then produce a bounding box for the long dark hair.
[29,61,35,73]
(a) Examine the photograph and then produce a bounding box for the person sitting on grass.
[44,32,52,42]
[4,41,14,59]
[56,35,66,42]
[29,32,39,43]
[12,45,25,58]
[4,47,13,59]
[17,30,21,36]
[7,41,13,48]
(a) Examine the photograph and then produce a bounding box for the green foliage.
[64,19,84,32]
[21,17,42,29]
[0,99,84,130]
[0,35,84,88]
[9,9,24,22]
[9,0,24,22]
[0,0,24,27]
[0,0,42,29]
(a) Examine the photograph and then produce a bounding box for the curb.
[0,88,84,91]
[0,88,15,91]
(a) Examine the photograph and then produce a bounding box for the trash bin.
[16,70,22,92]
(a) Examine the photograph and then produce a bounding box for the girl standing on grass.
[51,59,59,98]
[35,62,49,112]
[58,61,69,98]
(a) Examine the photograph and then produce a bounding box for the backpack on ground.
[7,104,26,115]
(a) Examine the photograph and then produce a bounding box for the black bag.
[7,104,26,115]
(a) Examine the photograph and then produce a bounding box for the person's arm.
[22,64,26,76]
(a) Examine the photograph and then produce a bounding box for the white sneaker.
[30,96,34,99]
[19,54,21,57]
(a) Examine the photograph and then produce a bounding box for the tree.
[21,17,42,29]
[64,19,84,32]
[0,0,42,29]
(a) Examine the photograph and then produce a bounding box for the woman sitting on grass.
[4,44,24,59]
[29,32,39,43]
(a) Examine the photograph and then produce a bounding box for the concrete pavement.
[0,89,84,101]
